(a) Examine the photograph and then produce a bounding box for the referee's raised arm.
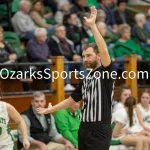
[84,6,111,67]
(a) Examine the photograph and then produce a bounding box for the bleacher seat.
[4,31,27,57]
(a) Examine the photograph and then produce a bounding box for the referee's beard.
[84,59,98,70]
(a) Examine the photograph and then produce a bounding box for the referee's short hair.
[83,43,99,54]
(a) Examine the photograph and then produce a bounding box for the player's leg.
[120,135,148,150]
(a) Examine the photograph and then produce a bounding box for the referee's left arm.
[37,81,83,114]
[84,6,111,67]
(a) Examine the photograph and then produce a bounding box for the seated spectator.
[27,28,51,63]
[135,90,150,134]
[55,0,72,24]
[48,25,84,91]
[97,0,118,33]
[113,24,144,72]
[96,9,106,22]
[30,0,54,33]
[18,91,74,150]
[27,28,52,89]
[131,14,150,84]
[88,21,117,59]
[71,0,90,17]
[43,0,58,14]
[145,9,150,33]
[0,26,32,84]
[11,0,36,40]
[111,96,148,148]
[63,12,82,54]
[132,13,150,46]
[54,102,80,149]
[112,85,131,113]
[109,0,117,11]
[96,10,119,45]
[114,24,143,60]
[114,0,135,27]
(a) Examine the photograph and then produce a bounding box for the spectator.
[63,12,82,54]
[54,102,80,149]
[98,21,119,45]
[27,28,52,89]
[55,0,72,24]
[111,96,148,148]
[112,85,131,113]
[114,0,135,27]
[109,0,117,11]
[87,21,117,60]
[30,0,54,33]
[145,9,150,33]
[96,9,106,22]
[97,0,118,32]
[27,28,51,63]
[48,25,84,91]
[11,0,36,40]
[113,24,144,72]
[18,91,74,150]
[43,0,58,14]
[0,26,32,83]
[71,0,90,16]
[114,24,143,60]
[132,13,150,46]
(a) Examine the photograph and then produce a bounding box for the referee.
[38,6,114,150]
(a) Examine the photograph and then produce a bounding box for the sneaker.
[64,84,75,91]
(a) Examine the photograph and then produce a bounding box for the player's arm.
[38,96,76,114]
[84,6,111,67]
[135,106,150,132]
[7,103,30,149]
[113,121,126,138]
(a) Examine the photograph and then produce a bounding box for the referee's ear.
[97,53,101,61]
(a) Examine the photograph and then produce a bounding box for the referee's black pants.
[78,122,112,150]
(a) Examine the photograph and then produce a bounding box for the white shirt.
[0,101,14,147]
[112,102,124,114]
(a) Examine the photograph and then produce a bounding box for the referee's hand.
[83,6,97,26]
[37,103,52,114]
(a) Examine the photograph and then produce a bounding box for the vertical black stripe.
[79,67,114,122]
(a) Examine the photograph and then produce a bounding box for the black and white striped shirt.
[71,63,114,123]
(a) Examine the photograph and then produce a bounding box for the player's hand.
[22,138,30,149]
[83,6,97,26]
[120,129,129,135]
[37,103,53,114]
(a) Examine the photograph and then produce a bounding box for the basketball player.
[0,100,30,150]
